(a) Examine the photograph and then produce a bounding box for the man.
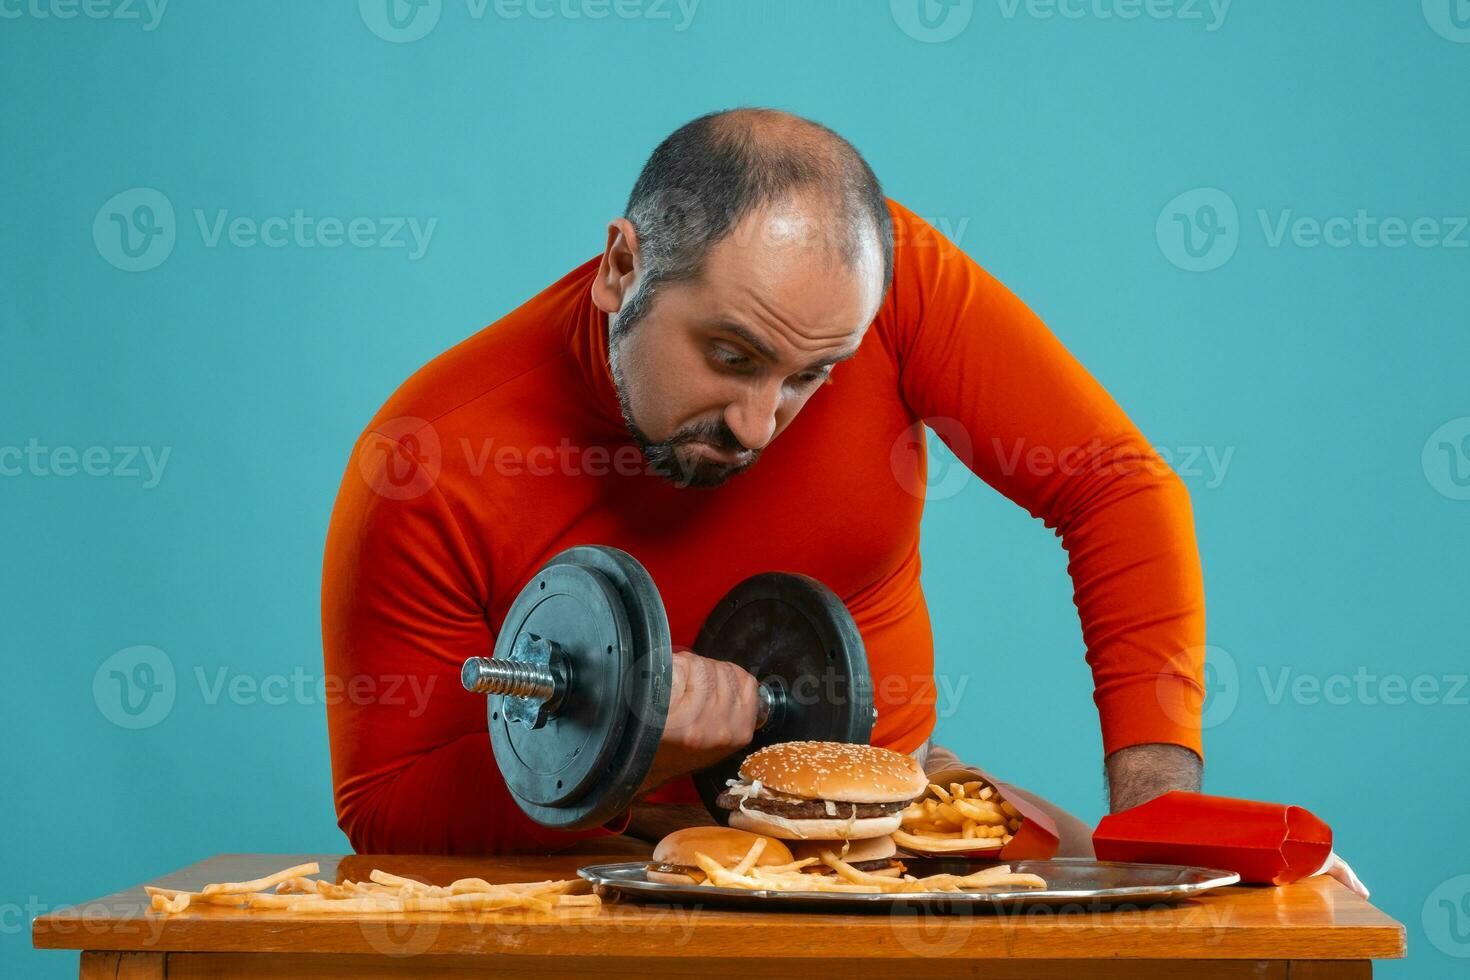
[321,107,1206,856]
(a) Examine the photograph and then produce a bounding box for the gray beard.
[607,318,752,489]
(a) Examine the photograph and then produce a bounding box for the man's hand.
[1105,742,1202,812]
[635,647,759,798]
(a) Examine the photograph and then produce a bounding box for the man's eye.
[792,369,832,389]
[711,347,750,369]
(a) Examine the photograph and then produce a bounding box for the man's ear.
[591,218,640,315]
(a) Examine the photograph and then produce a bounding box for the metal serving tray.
[578,857,1240,912]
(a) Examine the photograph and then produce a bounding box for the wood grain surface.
[37,849,1405,966]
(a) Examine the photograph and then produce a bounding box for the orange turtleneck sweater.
[321,199,1206,855]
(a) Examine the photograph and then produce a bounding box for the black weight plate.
[690,573,874,824]
[490,562,629,808]
[489,545,671,830]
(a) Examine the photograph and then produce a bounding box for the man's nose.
[723,381,780,452]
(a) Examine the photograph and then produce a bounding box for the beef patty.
[715,792,909,820]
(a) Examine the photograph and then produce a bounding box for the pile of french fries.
[146,862,600,915]
[893,778,1025,852]
[689,838,1045,894]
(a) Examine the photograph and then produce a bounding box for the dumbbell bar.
[460,545,874,830]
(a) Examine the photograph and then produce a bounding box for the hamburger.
[789,834,906,877]
[716,740,929,840]
[645,826,794,885]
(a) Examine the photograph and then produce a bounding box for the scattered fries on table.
[895,778,1025,852]
[686,838,1046,894]
[146,861,600,916]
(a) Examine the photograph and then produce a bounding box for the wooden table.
[33,843,1406,978]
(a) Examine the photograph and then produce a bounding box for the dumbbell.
[461,545,874,830]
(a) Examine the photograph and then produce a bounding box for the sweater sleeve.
[321,424,630,853]
[881,199,1207,758]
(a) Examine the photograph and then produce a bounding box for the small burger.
[716,740,929,840]
[789,834,906,878]
[646,826,795,885]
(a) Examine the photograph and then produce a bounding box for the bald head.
[617,108,893,338]
[592,109,890,488]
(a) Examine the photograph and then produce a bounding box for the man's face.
[597,201,884,487]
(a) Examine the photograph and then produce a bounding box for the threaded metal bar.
[461,658,556,701]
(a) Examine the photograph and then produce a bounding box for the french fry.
[150,892,190,913]
[729,837,767,876]
[953,798,1005,824]
[200,862,320,896]
[151,862,599,918]
[368,869,430,893]
[893,828,1003,852]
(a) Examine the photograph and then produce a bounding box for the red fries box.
[920,764,1061,860]
[1093,791,1332,885]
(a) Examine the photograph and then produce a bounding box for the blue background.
[3,2,1467,976]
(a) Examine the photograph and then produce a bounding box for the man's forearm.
[1105,742,1202,812]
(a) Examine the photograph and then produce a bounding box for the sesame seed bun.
[737,741,929,804]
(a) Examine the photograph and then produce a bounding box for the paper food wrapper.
[914,764,1061,861]
[1092,790,1332,885]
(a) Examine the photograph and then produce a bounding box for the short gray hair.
[615,108,893,336]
